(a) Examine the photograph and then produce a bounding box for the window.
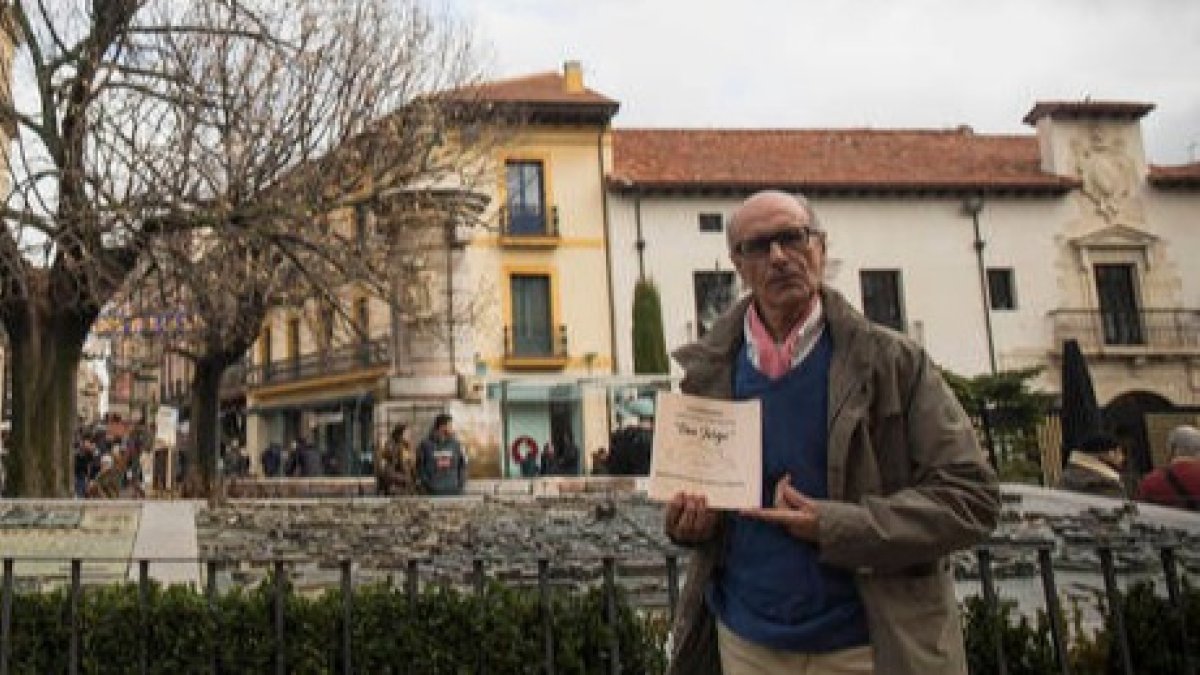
[1094,263,1143,345]
[354,297,371,364]
[354,298,370,341]
[353,204,370,248]
[320,306,335,350]
[260,327,273,365]
[287,318,301,363]
[698,213,723,233]
[987,268,1016,310]
[694,271,736,337]
[505,160,547,235]
[860,270,905,332]
[510,274,552,355]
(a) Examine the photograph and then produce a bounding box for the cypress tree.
[632,279,670,374]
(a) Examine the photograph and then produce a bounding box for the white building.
[607,101,1200,473]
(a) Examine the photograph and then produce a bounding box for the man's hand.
[665,492,718,545]
[741,473,820,542]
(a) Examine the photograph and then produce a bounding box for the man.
[417,413,467,496]
[1057,432,1126,498]
[664,191,999,675]
[1136,425,1200,510]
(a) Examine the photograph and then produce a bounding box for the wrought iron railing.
[503,324,568,360]
[244,338,390,387]
[1051,308,1200,351]
[499,205,560,239]
[1,538,1195,675]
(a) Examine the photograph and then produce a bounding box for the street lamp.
[962,194,997,375]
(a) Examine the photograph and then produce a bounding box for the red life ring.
[510,435,539,464]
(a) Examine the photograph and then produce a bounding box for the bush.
[6,577,667,674]
[965,578,1200,675]
[7,574,1195,673]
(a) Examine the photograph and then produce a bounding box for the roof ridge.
[613,127,1035,139]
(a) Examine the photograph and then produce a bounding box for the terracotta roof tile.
[464,71,617,106]
[611,128,1077,193]
[1149,162,1200,188]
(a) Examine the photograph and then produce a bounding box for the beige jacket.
[666,288,1000,675]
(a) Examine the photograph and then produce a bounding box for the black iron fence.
[1,539,1195,675]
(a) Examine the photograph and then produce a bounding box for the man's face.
[730,194,826,320]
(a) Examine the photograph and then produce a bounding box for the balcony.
[503,324,569,370]
[1050,309,1200,357]
[499,205,560,248]
[246,337,391,387]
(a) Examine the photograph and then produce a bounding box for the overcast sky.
[448,0,1200,165]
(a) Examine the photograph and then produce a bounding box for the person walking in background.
[1136,425,1200,511]
[663,190,999,675]
[87,454,121,499]
[376,424,414,495]
[1058,432,1127,498]
[417,414,467,496]
[261,442,282,477]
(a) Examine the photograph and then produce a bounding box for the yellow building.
[457,61,625,477]
[243,62,658,479]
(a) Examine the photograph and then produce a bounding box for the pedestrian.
[87,454,121,499]
[261,442,282,477]
[663,190,1000,675]
[1136,425,1200,510]
[416,414,467,496]
[375,424,414,495]
[1058,432,1127,498]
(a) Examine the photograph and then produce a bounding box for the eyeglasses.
[732,227,823,258]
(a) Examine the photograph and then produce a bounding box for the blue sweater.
[709,331,869,652]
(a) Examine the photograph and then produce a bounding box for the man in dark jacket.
[663,191,999,675]
[417,414,467,495]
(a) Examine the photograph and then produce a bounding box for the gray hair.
[1167,425,1200,459]
[726,190,824,251]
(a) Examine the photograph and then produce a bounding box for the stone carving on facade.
[1071,126,1143,225]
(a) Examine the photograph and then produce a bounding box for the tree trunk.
[186,356,228,499]
[3,308,89,497]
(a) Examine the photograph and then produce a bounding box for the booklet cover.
[647,392,762,510]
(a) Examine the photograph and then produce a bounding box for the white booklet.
[647,392,762,510]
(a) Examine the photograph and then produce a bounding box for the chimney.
[563,60,584,93]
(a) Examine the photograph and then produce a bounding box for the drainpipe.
[962,194,997,374]
[598,128,618,373]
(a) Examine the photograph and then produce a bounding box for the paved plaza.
[2,482,1199,608]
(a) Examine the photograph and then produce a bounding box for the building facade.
[607,102,1200,473]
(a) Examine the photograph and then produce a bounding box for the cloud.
[450,0,1200,163]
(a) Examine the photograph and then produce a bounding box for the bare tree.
[117,0,497,497]
[0,0,491,496]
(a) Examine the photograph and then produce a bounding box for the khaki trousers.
[717,620,874,674]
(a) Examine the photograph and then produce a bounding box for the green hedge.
[6,579,669,674]
[964,579,1200,675]
[6,576,1197,673]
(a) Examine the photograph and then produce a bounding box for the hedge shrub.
[5,577,668,674]
[5,576,1195,673]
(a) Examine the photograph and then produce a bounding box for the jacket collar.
[672,287,872,410]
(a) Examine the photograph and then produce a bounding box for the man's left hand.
[741,473,820,542]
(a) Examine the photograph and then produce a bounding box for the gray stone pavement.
[127,500,200,587]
